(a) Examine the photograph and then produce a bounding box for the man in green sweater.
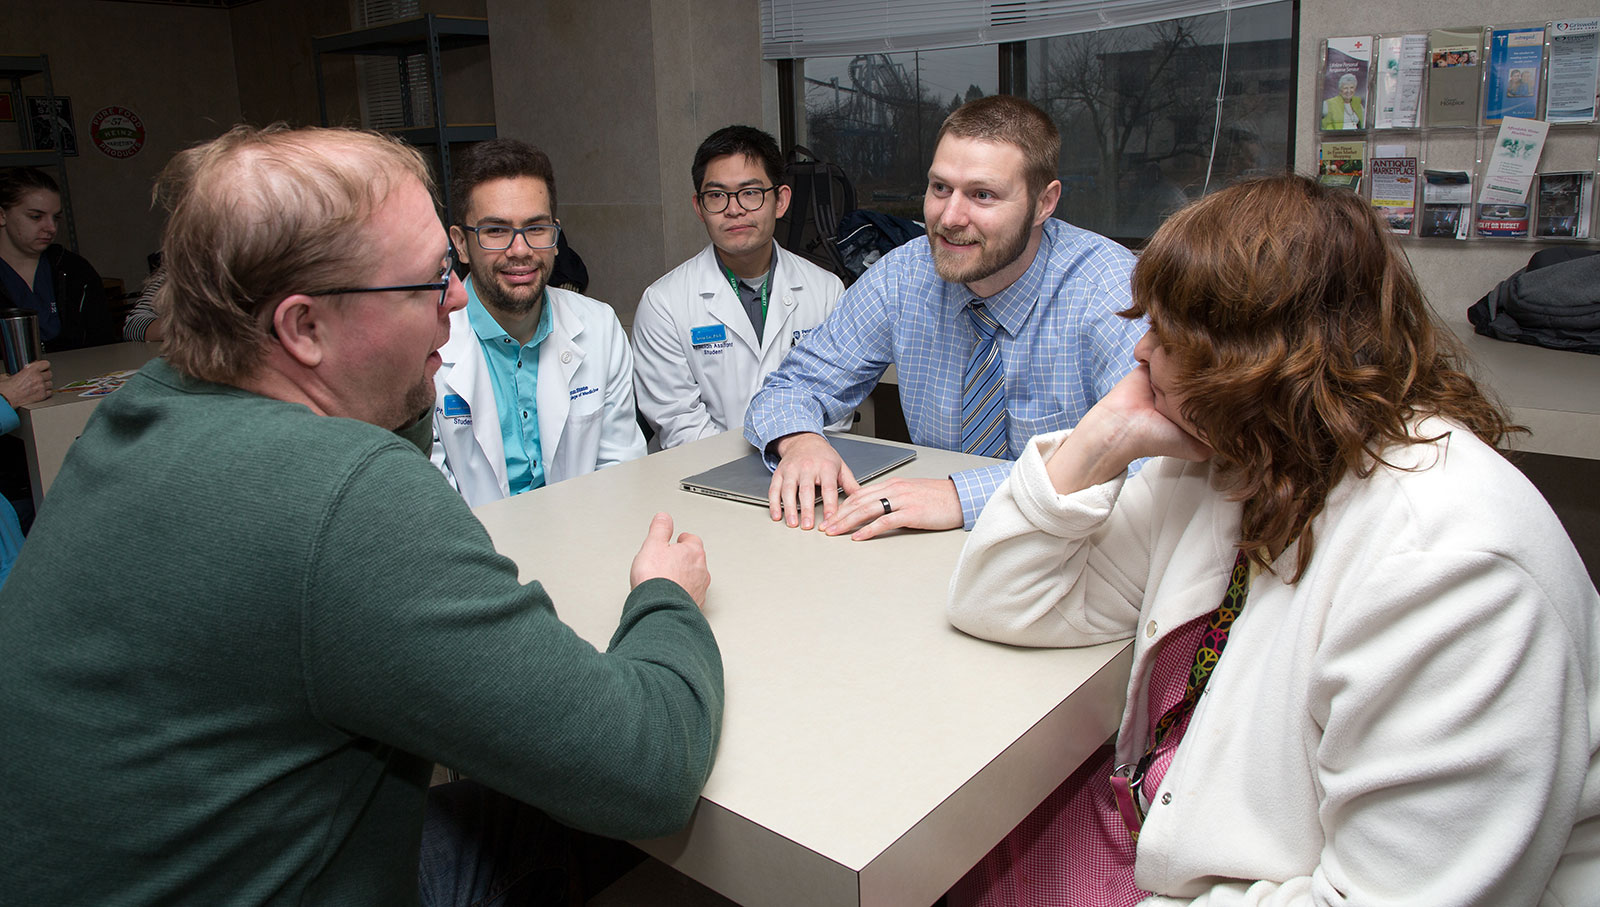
[0,125,724,905]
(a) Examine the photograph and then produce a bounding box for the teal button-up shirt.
[466,278,554,495]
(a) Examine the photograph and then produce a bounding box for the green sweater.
[0,359,723,905]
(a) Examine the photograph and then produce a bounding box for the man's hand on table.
[767,432,858,530]
[630,512,711,607]
[821,476,963,540]
[767,431,964,539]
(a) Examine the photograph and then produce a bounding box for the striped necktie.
[961,302,1009,458]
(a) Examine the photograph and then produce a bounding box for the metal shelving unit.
[312,14,495,219]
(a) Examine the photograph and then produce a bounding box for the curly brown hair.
[1126,174,1519,580]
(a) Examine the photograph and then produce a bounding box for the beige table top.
[472,431,1132,907]
[21,342,161,411]
[16,343,162,506]
[1449,324,1600,461]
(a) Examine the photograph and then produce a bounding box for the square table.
[15,342,162,509]
[472,431,1133,907]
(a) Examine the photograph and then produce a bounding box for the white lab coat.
[632,243,846,450]
[431,286,646,507]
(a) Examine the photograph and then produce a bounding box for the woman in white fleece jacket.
[945,175,1599,907]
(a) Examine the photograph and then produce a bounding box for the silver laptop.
[680,434,917,506]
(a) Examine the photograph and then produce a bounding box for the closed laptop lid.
[680,434,917,506]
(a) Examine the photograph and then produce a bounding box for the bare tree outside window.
[1029,3,1295,241]
[793,3,1294,244]
[803,48,997,222]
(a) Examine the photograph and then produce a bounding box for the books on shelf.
[1374,34,1427,129]
[1318,141,1366,191]
[1321,36,1373,131]
[1427,27,1483,127]
[1421,170,1472,239]
[1370,157,1419,234]
[1536,171,1594,239]
[1546,18,1600,124]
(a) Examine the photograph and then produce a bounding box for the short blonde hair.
[156,124,432,383]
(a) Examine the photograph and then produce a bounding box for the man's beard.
[928,204,1034,286]
[471,260,549,316]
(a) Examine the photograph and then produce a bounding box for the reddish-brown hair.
[1126,174,1517,580]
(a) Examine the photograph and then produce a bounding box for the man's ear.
[772,184,792,221]
[449,224,471,265]
[270,294,325,369]
[691,192,708,225]
[1034,179,1062,226]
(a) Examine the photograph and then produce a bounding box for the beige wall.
[2,0,242,287]
[486,0,774,326]
[1295,0,1600,327]
[230,0,355,128]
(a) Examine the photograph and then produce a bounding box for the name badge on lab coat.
[691,324,727,346]
[443,394,471,417]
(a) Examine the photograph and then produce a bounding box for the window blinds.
[761,0,1281,58]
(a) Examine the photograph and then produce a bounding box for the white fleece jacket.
[948,421,1600,906]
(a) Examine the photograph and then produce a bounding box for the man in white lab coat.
[633,126,846,450]
[433,139,645,507]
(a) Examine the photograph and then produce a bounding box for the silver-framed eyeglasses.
[463,222,561,251]
[315,247,456,307]
[696,185,781,214]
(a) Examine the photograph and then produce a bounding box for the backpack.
[777,145,855,282]
[1467,248,1600,355]
[834,209,926,284]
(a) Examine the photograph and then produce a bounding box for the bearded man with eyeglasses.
[632,125,847,451]
[432,138,646,507]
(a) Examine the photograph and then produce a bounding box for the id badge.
[1109,764,1145,842]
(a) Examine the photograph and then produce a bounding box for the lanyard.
[1111,548,1252,840]
[719,260,771,321]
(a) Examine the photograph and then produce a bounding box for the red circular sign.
[91,106,146,159]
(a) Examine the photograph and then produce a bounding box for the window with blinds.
[354,0,431,130]
[783,0,1296,243]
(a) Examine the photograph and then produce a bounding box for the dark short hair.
[691,126,783,191]
[451,139,557,224]
[0,167,61,209]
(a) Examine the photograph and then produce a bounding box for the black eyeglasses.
[463,223,561,251]
[696,185,781,214]
[316,248,457,307]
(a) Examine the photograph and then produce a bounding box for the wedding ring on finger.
[880,497,892,515]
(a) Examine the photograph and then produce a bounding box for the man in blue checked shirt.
[744,95,1144,539]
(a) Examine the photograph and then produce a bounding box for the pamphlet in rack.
[1374,34,1426,129]
[1321,36,1374,131]
[1476,117,1549,238]
[1536,172,1595,239]
[1421,170,1472,239]
[1318,141,1366,191]
[1370,157,1420,234]
[1427,27,1483,127]
[1484,26,1545,125]
[1546,18,1600,125]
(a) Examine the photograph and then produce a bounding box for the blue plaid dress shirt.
[744,217,1144,529]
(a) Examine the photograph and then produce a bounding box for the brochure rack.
[1316,21,1600,244]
